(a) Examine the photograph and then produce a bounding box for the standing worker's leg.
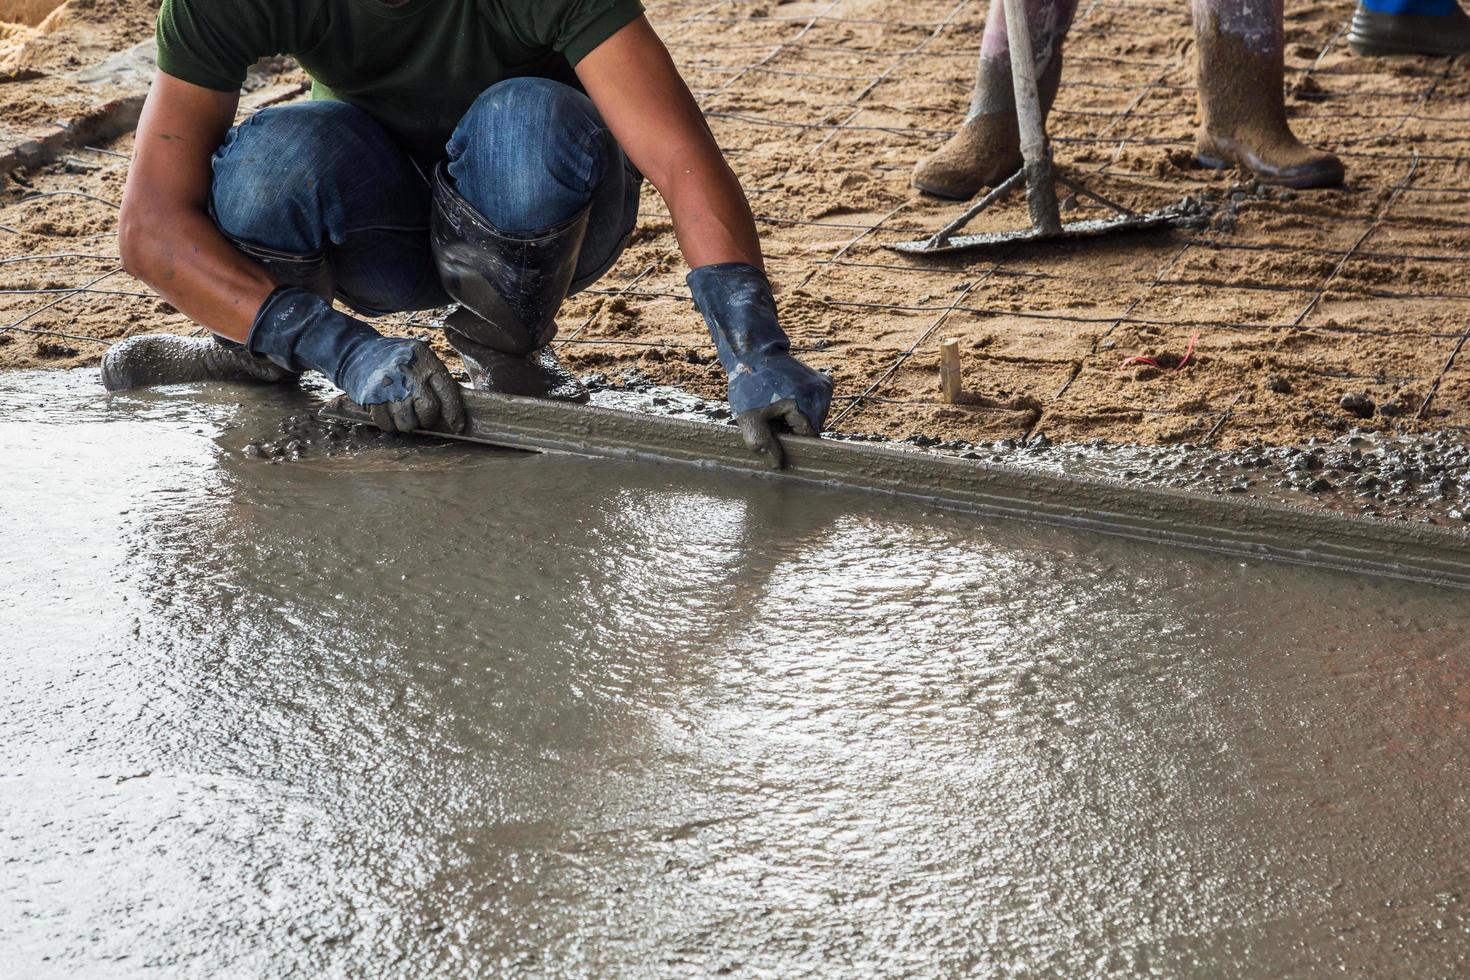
[913,0,1078,200]
[429,77,641,399]
[103,101,447,391]
[1346,0,1470,56]
[1192,0,1344,188]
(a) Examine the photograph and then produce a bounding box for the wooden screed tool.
[889,0,1210,255]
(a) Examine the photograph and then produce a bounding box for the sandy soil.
[1,0,153,126]
[3,0,1470,448]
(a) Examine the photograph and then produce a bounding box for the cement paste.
[3,369,1470,976]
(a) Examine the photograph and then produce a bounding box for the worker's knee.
[210,102,399,255]
[445,77,619,230]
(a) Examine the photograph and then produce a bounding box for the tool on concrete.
[321,388,1470,590]
[889,0,1207,256]
[939,338,963,404]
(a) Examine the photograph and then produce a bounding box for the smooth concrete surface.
[4,369,1470,977]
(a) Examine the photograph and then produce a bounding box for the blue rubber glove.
[687,263,833,468]
[248,286,466,434]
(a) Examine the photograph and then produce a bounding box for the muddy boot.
[1347,2,1470,56]
[102,247,334,391]
[1193,0,1344,189]
[442,315,589,403]
[913,0,1073,200]
[429,164,590,402]
[101,334,295,391]
[911,69,1028,200]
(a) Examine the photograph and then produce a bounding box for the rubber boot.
[440,324,590,403]
[1193,0,1344,189]
[430,164,590,402]
[912,0,1075,200]
[101,334,295,391]
[1347,2,1470,56]
[101,246,326,392]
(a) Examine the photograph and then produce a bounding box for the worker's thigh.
[209,101,449,317]
[443,77,644,296]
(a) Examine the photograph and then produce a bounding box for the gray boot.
[430,164,590,402]
[101,334,295,391]
[102,246,330,392]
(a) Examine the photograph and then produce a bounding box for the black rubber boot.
[1347,4,1470,56]
[442,319,590,403]
[429,164,591,401]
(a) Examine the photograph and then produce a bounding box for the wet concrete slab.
[3,369,1470,976]
[326,384,1470,589]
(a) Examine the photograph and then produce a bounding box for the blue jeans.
[210,77,642,318]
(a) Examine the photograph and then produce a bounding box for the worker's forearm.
[651,146,764,271]
[119,207,277,343]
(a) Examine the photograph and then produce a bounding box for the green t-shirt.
[156,0,645,160]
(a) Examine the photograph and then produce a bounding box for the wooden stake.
[939,338,963,405]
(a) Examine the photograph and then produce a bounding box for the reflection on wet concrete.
[3,369,1469,976]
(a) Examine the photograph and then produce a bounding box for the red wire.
[1175,331,1200,372]
[1118,331,1200,372]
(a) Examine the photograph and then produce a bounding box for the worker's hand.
[687,262,833,469]
[246,286,467,435]
[337,336,467,434]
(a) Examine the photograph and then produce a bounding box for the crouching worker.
[108,0,832,462]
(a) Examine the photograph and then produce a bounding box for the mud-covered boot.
[913,0,1072,200]
[101,248,330,392]
[101,334,295,391]
[430,164,590,402]
[440,319,589,403]
[1347,1,1470,56]
[911,85,1025,200]
[1193,0,1344,189]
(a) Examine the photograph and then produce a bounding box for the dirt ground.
[3,0,1470,448]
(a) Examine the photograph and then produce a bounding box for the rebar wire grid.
[4,0,1470,449]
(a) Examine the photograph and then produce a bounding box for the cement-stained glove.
[687,262,833,469]
[248,286,466,434]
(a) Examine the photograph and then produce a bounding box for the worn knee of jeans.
[211,102,390,256]
[445,77,616,233]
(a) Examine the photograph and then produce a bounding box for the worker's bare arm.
[119,73,276,343]
[578,18,832,462]
[575,17,762,271]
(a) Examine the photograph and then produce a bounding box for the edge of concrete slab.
[322,390,1470,591]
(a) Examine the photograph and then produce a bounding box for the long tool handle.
[1001,0,1062,234]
